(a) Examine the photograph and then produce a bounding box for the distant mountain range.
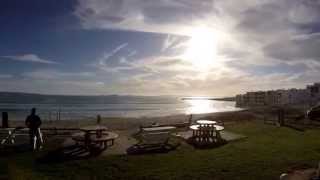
[213,97,236,101]
[181,96,235,101]
[0,92,235,104]
[0,92,179,104]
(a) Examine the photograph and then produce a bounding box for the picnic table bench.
[0,127,29,145]
[189,120,225,146]
[128,126,179,154]
[72,131,118,149]
[141,126,176,133]
[72,125,118,150]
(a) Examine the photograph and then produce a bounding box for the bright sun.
[182,27,218,70]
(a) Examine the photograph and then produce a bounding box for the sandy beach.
[4,106,312,156]
[3,106,320,180]
[6,109,258,130]
[3,110,254,154]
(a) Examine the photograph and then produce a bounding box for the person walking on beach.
[25,108,43,150]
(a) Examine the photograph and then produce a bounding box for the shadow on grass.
[127,143,180,155]
[37,145,105,164]
[186,138,228,149]
[0,143,31,157]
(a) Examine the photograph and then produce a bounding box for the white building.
[235,83,316,107]
[235,94,244,107]
[307,83,320,105]
[236,91,266,107]
[265,90,281,106]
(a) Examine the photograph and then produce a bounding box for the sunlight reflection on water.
[184,99,240,114]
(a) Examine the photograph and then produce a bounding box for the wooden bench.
[72,132,118,149]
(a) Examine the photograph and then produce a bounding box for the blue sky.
[1,0,320,96]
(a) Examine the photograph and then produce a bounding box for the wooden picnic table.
[0,127,29,145]
[190,124,224,131]
[142,126,176,133]
[73,125,118,149]
[72,131,118,148]
[80,125,108,142]
[196,120,217,125]
[90,132,118,147]
[80,125,108,133]
[190,124,225,140]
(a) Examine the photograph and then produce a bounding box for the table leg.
[84,132,90,149]
[1,130,11,145]
[216,131,221,141]
[9,130,14,144]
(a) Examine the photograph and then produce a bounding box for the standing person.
[25,108,42,150]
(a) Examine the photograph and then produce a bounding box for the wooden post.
[188,114,193,125]
[58,107,61,121]
[2,112,9,128]
[97,114,101,124]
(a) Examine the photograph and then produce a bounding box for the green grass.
[3,121,320,180]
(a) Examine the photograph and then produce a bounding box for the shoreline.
[1,106,242,122]
[0,99,240,121]
[7,109,251,130]
[6,105,308,131]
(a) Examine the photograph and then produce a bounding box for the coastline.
[7,109,251,130]
[6,105,309,131]
[0,94,240,121]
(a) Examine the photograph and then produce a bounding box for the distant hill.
[181,96,235,101]
[0,92,179,104]
[212,97,235,101]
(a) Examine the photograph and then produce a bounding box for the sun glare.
[185,99,217,114]
[182,27,218,70]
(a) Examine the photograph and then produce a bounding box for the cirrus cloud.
[1,54,59,64]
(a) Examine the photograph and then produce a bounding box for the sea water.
[0,96,241,121]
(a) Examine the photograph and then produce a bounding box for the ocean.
[0,94,241,121]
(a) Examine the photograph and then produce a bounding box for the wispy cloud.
[3,0,319,95]
[24,69,94,80]
[73,0,320,95]
[0,74,12,79]
[74,0,215,35]
[1,54,59,64]
[98,43,128,66]
[161,34,186,52]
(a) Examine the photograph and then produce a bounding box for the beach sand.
[2,107,312,157]
[7,109,257,130]
[4,110,257,153]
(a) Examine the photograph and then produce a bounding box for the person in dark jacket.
[25,108,42,150]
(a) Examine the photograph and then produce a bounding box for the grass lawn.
[3,121,320,180]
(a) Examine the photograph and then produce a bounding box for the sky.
[0,0,320,96]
